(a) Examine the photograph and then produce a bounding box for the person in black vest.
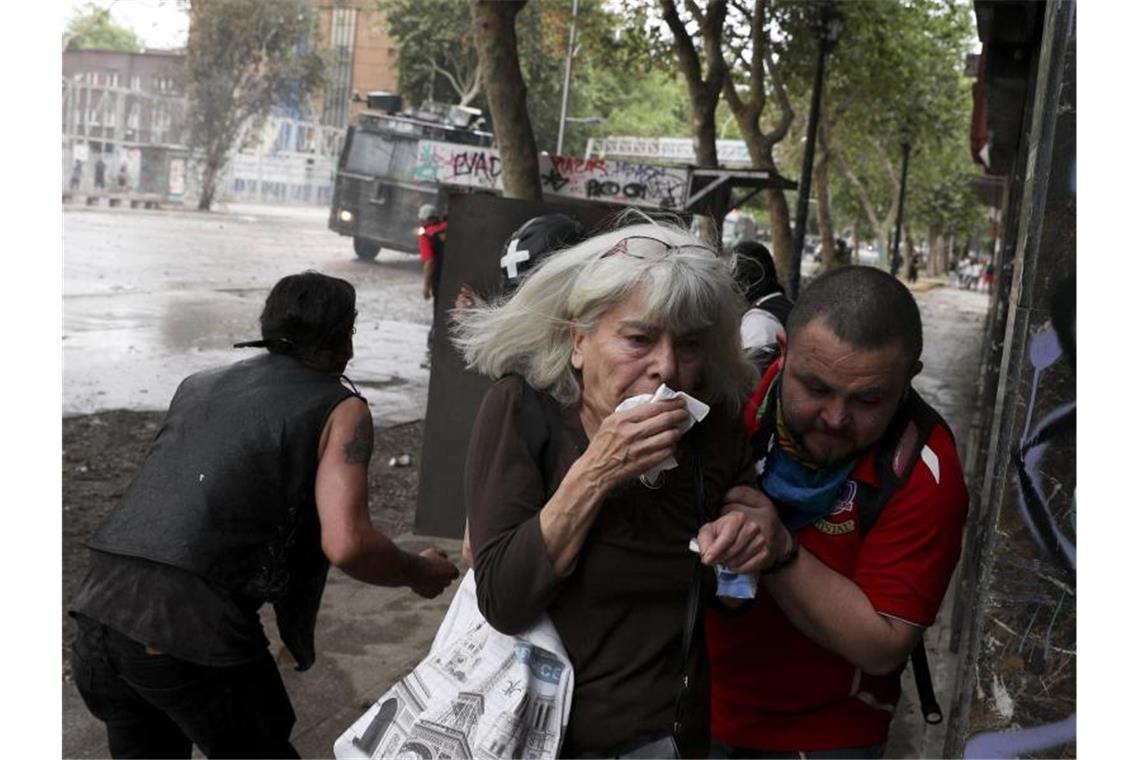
[69,271,459,759]
[732,240,794,363]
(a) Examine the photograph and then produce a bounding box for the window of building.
[109,73,119,88]
[321,7,357,129]
[130,74,141,91]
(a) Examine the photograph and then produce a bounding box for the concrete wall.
[945,2,1076,757]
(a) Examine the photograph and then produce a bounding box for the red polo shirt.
[706,422,968,751]
[418,220,447,263]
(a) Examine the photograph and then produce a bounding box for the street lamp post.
[889,136,912,277]
[789,1,843,299]
[556,0,581,156]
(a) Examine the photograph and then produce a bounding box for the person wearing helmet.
[453,212,586,312]
[417,203,447,303]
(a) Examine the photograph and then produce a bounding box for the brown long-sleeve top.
[466,376,753,755]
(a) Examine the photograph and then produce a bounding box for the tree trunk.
[815,156,834,270]
[470,0,541,201]
[198,158,220,211]
[658,0,728,239]
[814,115,835,269]
[764,188,794,284]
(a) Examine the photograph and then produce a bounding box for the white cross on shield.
[500,238,531,280]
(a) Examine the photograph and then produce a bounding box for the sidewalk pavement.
[63,285,991,759]
[63,535,468,759]
[884,285,990,757]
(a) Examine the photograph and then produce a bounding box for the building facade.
[61,49,189,196]
[314,0,400,128]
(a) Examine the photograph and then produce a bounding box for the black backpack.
[854,390,950,725]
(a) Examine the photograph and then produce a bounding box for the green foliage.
[64,3,145,52]
[379,0,676,154]
[377,0,480,105]
[769,0,982,244]
[185,0,325,208]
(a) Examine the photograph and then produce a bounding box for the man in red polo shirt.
[704,266,969,758]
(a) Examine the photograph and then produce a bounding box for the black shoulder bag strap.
[858,389,950,725]
[681,447,708,666]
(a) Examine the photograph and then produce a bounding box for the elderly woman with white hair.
[452,219,795,758]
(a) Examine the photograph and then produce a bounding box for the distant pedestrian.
[732,240,794,371]
[94,158,106,190]
[982,260,995,293]
[70,159,83,191]
[417,204,447,361]
[116,164,129,191]
[907,252,919,283]
[834,237,852,266]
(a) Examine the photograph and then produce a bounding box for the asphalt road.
[63,202,433,426]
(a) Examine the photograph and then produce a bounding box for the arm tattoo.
[343,417,374,465]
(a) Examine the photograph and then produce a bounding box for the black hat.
[499,213,586,294]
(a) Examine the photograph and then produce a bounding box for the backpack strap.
[858,389,949,538]
[856,388,950,725]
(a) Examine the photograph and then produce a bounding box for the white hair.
[450,216,757,412]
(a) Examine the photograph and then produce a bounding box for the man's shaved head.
[786,266,922,364]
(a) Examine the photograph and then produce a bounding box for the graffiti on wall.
[964,274,1076,759]
[412,140,689,209]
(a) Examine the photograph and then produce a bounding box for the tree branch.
[460,59,482,106]
[660,0,705,98]
[835,149,884,234]
[762,45,794,142]
[432,60,467,102]
[683,0,705,27]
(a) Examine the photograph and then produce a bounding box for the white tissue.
[614,383,710,485]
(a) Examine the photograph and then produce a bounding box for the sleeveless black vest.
[88,352,359,667]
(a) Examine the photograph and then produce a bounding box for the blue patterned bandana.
[761,443,857,532]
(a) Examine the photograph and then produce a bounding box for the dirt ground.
[61,411,424,682]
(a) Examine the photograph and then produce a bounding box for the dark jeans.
[709,739,885,759]
[71,615,298,759]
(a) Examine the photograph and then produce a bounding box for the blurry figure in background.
[117,163,129,191]
[907,252,920,284]
[456,212,587,566]
[94,158,106,189]
[834,237,852,267]
[965,258,983,290]
[982,260,995,293]
[70,159,83,191]
[417,203,448,358]
[732,241,794,372]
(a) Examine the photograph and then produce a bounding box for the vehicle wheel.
[353,237,380,261]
